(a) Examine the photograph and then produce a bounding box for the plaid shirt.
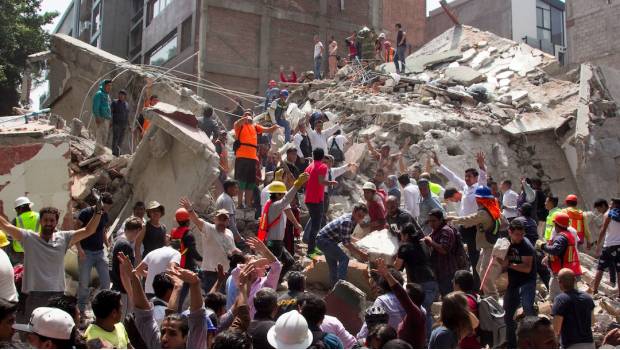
[317,214,355,245]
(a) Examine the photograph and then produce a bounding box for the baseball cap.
[13,307,75,340]
[215,209,230,218]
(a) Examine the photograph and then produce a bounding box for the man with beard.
[0,201,103,321]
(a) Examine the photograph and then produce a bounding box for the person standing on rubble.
[537,212,583,301]
[307,112,341,155]
[328,36,338,79]
[199,106,224,139]
[393,24,407,74]
[92,79,112,147]
[313,35,324,80]
[590,198,620,297]
[135,201,166,262]
[233,111,281,209]
[562,194,592,251]
[433,150,487,290]
[264,80,280,112]
[497,219,537,348]
[448,185,507,300]
[110,90,129,156]
[268,90,291,142]
[362,182,387,232]
[8,197,40,265]
[345,31,359,62]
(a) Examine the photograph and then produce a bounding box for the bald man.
[551,268,595,348]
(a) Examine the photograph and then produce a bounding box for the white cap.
[267,310,313,349]
[14,196,32,208]
[13,307,75,340]
[378,32,386,39]
[362,182,377,191]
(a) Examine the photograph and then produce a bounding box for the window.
[92,3,101,35]
[148,0,174,24]
[536,6,551,43]
[180,16,193,52]
[149,34,178,66]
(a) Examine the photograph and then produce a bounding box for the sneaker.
[311,247,323,256]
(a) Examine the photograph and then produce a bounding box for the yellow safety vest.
[13,211,41,252]
[544,207,561,241]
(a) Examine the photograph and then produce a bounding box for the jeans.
[460,226,480,290]
[536,251,551,290]
[317,237,349,287]
[267,240,295,282]
[421,281,439,340]
[78,249,111,313]
[303,202,324,254]
[111,123,126,156]
[394,46,406,73]
[93,119,110,147]
[504,279,536,348]
[276,118,291,142]
[314,56,322,80]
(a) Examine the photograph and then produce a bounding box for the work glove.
[274,168,284,182]
[535,239,546,251]
[92,188,103,212]
[293,172,310,189]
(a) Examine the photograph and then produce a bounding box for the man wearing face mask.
[0,196,103,322]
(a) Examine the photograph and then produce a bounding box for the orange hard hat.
[565,194,578,203]
[384,41,392,47]
[175,208,190,222]
[553,212,570,228]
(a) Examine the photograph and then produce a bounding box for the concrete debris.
[354,229,400,263]
[405,49,463,73]
[444,66,485,86]
[324,280,367,335]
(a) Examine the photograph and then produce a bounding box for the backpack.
[450,225,470,270]
[328,137,345,162]
[476,295,507,348]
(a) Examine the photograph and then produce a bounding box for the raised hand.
[179,196,193,211]
[167,265,200,285]
[476,151,486,170]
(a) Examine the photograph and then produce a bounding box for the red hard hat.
[565,194,578,203]
[384,41,392,47]
[553,212,570,228]
[268,80,277,87]
[175,208,190,222]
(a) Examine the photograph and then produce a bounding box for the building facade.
[426,0,566,63]
[565,0,620,70]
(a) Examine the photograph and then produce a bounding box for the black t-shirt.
[78,207,109,251]
[111,238,135,293]
[248,318,275,349]
[396,29,406,47]
[276,291,301,317]
[506,238,537,286]
[397,241,435,283]
[535,190,548,222]
[387,209,418,235]
[517,216,539,245]
[552,289,594,347]
[142,222,166,257]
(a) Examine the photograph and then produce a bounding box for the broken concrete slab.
[405,49,463,74]
[305,255,372,296]
[509,44,544,76]
[444,66,485,86]
[502,113,569,135]
[355,229,400,264]
[496,70,514,80]
[325,280,367,335]
[458,48,477,63]
[470,50,494,70]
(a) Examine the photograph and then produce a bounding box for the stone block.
[71,174,97,200]
[376,112,402,125]
[444,66,485,86]
[355,229,400,264]
[325,280,367,335]
[406,50,463,73]
[458,48,477,63]
[344,143,368,169]
[471,50,494,70]
[305,255,372,296]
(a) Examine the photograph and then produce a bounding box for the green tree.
[0,0,57,115]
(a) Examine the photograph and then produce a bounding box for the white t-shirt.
[314,41,324,58]
[197,219,236,272]
[143,247,181,294]
[604,212,620,247]
[0,249,17,302]
[327,134,347,153]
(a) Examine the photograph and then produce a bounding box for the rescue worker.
[537,212,583,301]
[10,197,40,264]
[449,185,508,300]
[384,41,395,63]
[264,79,280,112]
[562,194,592,250]
[544,195,561,241]
[169,207,202,311]
[259,173,309,282]
[269,90,291,142]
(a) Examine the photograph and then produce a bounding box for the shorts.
[234,158,257,189]
[597,245,620,271]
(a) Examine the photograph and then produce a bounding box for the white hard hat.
[378,32,386,39]
[13,307,75,340]
[14,196,33,208]
[267,310,313,349]
[362,182,377,191]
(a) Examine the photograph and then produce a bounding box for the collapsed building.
[2,24,620,342]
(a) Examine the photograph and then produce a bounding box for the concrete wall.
[425,0,512,43]
[566,0,620,69]
[511,0,537,42]
[0,140,72,230]
[100,0,133,59]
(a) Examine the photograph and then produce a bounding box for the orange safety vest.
[549,231,582,276]
[257,200,281,242]
[385,47,395,62]
[564,207,585,242]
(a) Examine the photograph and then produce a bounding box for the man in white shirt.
[0,244,17,302]
[180,197,237,294]
[136,245,181,297]
[313,35,324,80]
[398,174,420,219]
[327,132,348,161]
[501,180,519,221]
[432,150,487,289]
[307,114,341,155]
[215,179,242,246]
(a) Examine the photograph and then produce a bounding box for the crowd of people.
[2,23,620,350]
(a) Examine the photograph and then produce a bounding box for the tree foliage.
[0,0,57,115]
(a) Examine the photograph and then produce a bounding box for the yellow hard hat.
[267,181,287,194]
[0,231,9,248]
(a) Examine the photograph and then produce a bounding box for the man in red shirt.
[303,148,337,257]
[362,182,387,231]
